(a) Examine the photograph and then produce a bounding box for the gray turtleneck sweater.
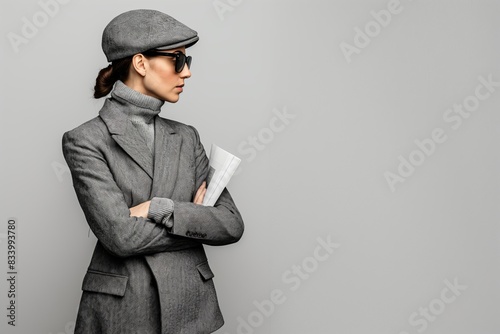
[111,80,175,228]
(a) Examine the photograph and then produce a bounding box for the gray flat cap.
[102,9,199,62]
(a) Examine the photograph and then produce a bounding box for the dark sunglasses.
[142,49,192,73]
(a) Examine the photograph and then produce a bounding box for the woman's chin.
[166,95,181,103]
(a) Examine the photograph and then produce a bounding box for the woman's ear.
[130,53,147,77]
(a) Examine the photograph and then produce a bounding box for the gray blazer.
[62,98,244,334]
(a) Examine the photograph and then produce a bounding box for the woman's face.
[141,46,191,103]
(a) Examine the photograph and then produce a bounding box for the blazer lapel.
[150,116,181,199]
[99,99,154,178]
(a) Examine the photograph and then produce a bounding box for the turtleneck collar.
[110,80,164,124]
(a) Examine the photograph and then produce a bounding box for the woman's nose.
[180,64,191,78]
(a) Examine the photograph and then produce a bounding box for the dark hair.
[94,57,133,99]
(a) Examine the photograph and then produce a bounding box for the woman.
[62,9,244,334]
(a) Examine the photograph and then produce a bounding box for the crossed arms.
[62,125,244,258]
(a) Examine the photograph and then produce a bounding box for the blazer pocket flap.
[82,270,128,297]
[196,261,214,281]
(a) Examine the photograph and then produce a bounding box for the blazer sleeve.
[168,125,245,246]
[62,129,200,258]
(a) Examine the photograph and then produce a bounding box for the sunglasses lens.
[175,54,191,73]
[175,55,183,72]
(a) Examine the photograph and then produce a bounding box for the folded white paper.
[202,144,241,206]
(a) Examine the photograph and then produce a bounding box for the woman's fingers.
[193,182,205,204]
[129,200,151,218]
[193,181,206,204]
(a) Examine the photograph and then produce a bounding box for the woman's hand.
[129,200,151,218]
[129,181,206,218]
[193,181,206,205]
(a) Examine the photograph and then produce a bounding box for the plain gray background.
[1,0,499,333]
